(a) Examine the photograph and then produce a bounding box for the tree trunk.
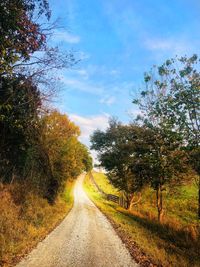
[124,191,131,209]
[129,192,142,210]
[156,184,164,222]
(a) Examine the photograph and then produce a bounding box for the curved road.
[17,174,138,267]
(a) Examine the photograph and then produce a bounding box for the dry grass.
[92,171,120,196]
[0,179,74,267]
[84,173,200,267]
[133,183,198,225]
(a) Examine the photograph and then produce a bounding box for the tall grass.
[0,179,74,267]
[133,182,198,225]
[84,173,200,267]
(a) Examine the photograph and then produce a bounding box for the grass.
[134,183,198,225]
[92,171,120,195]
[0,179,75,267]
[84,172,200,267]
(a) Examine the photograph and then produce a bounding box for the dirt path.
[16,174,138,267]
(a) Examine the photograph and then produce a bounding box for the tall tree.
[0,75,41,183]
[133,54,199,219]
[40,110,92,201]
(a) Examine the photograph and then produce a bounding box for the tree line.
[91,55,200,222]
[0,0,92,203]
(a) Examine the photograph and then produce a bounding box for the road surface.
[16,174,138,267]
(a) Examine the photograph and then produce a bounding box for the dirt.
[16,174,138,267]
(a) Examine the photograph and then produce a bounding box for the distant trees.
[91,55,199,221]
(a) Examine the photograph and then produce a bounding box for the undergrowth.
[0,179,74,267]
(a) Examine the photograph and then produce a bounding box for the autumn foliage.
[0,1,92,265]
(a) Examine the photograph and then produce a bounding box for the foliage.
[0,0,90,203]
[39,110,92,202]
[91,119,151,207]
[0,0,50,75]
[0,75,41,182]
[0,0,91,265]
[134,54,200,219]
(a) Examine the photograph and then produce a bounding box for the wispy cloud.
[99,95,116,106]
[69,113,110,163]
[144,37,199,56]
[60,76,104,95]
[54,30,80,44]
[69,113,109,146]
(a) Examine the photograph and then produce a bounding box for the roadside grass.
[134,183,198,226]
[84,173,200,267]
[92,171,120,196]
[0,179,75,267]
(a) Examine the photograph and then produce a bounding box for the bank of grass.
[84,173,200,267]
[0,179,75,267]
[134,183,198,226]
[92,171,120,195]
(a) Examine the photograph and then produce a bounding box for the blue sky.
[48,0,200,154]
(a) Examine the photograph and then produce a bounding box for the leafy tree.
[91,119,148,208]
[0,0,50,75]
[81,145,93,172]
[133,55,198,220]
[41,110,80,189]
[0,75,41,182]
[40,111,92,201]
[136,126,187,221]
[155,55,200,218]
[0,0,84,205]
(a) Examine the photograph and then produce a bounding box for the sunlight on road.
[74,173,89,204]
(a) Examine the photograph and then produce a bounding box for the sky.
[48,0,200,159]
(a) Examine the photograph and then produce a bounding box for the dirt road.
[16,174,138,267]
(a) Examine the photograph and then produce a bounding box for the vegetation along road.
[16,174,138,267]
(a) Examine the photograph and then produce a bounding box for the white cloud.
[109,69,120,76]
[60,76,104,95]
[54,30,80,44]
[100,95,116,105]
[145,39,173,50]
[69,113,109,145]
[69,113,109,163]
[144,37,197,55]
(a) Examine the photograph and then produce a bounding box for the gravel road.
[16,174,138,267]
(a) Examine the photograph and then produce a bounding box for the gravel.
[16,174,138,267]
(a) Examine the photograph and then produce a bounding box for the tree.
[136,126,187,222]
[0,0,85,205]
[77,143,93,173]
[40,110,79,192]
[0,0,77,81]
[91,119,148,208]
[40,110,92,201]
[133,55,198,220]
[0,0,50,75]
[155,55,200,218]
[0,75,41,182]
